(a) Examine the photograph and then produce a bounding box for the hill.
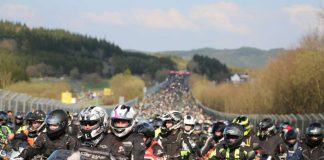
[157,47,284,68]
[0,21,176,87]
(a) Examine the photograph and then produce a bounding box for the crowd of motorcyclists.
[0,74,321,159]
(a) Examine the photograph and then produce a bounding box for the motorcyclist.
[276,128,303,159]
[208,123,255,160]
[201,121,226,158]
[20,109,78,159]
[78,105,126,160]
[0,111,14,149]
[13,112,28,141]
[153,116,163,138]
[299,122,323,159]
[110,104,146,160]
[26,110,46,146]
[252,118,284,159]
[232,115,254,150]
[159,111,199,160]
[68,112,80,138]
[136,121,164,160]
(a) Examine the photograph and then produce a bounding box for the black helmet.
[32,110,46,122]
[15,112,24,119]
[0,111,8,125]
[284,128,298,147]
[136,122,155,147]
[153,117,163,129]
[223,123,244,149]
[46,109,69,139]
[212,121,226,141]
[305,122,323,147]
[15,112,24,125]
[258,118,276,138]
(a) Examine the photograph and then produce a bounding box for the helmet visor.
[111,118,132,129]
[46,115,61,125]
[80,120,100,131]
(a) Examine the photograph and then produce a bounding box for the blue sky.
[0,0,322,51]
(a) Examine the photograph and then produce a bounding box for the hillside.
[157,47,284,68]
[0,21,176,87]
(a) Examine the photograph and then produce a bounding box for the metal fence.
[0,89,80,113]
[195,99,324,135]
[0,89,140,115]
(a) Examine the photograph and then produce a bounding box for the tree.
[0,70,13,88]
[69,67,79,79]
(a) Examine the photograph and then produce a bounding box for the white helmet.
[183,115,195,134]
[184,115,196,125]
[79,106,109,140]
[110,104,136,137]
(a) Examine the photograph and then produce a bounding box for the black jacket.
[21,132,78,159]
[300,142,324,160]
[117,132,146,160]
[78,133,127,160]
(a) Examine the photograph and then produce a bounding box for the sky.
[0,0,323,52]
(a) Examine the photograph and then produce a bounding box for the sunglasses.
[80,121,98,126]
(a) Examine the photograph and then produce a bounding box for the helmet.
[79,106,109,140]
[258,118,276,138]
[160,111,182,136]
[15,112,24,125]
[223,123,244,149]
[183,115,195,134]
[278,122,293,136]
[26,112,33,120]
[47,150,76,160]
[184,115,195,125]
[212,121,226,141]
[0,111,7,125]
[153,117,163,129]
[194,122,202,131]
[202,120,213,133]
[46,109,69,139]
[32,110,46,122]
[305,122,323,147]
[232,115,251,136]
[136,122,154,147]
[284,128,298,147]
[110,104,136,137]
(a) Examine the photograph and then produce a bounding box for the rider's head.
[46,109,69,139]
[79,106,109,141]
[110,104,136,138]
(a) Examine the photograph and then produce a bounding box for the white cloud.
[81,11,124,25]
[0,4,35,19]
[191,2,251,33]
[133,9,196,29]
[77,2,251,33]
[284,4,319,28]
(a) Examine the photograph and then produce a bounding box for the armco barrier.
[0,89,81,113]
[195,98,324,135]
[0,89,139,115]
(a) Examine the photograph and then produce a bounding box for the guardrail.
[0,89,80,113]
[195,99,324,135]
[0,89,140,115]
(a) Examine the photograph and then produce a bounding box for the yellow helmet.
[232,115,251,136]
